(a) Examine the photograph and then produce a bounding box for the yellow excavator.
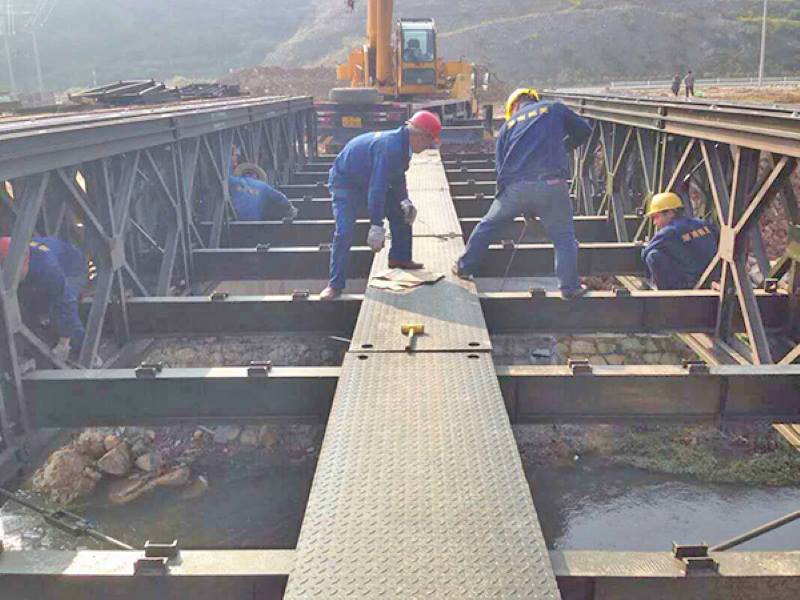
[317,0,476,152]
[335,0,474,101]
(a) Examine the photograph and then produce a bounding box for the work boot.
[320,286,342,301]
[283,203,299,224]
[388,259,424,270]
[451,263,473,281]
[561,284,588,301]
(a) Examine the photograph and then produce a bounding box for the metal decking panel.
[286,353,559,599]
[351,236,491,352]
[405,150,462,237]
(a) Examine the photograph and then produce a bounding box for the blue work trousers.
[328,190,412,290]
[458,180,580,293]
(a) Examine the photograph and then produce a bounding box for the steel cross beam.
[87,291,789,337]
[197,215,642,247]
[190,243,647,281]
[1,549,800,600]
[22,364,800,428]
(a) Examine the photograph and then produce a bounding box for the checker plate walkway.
[285,152,560,598]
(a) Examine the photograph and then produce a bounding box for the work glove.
[283,203,299,224]
[400,198,417,225]
[367,224,386,252]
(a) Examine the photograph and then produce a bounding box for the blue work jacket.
[328,127,411,225]
[23,237,87,345]
[229,176,289,221]
[495,100,591,193]
[642,216,718,289]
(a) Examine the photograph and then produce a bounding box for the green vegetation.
[611,427,800,487]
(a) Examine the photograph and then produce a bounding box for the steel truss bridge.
[0,91,798,598]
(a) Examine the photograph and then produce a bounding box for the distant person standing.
[671,73,681,96]
[684,70,695,98]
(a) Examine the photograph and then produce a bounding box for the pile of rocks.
[31,423,319,507]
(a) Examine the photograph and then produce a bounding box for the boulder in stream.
[32,447,97,505]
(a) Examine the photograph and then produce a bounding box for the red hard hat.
[0,236,30,279]
[408,110,442,145]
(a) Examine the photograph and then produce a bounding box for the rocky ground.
[31,423,319,508]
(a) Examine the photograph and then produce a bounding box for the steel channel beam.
[0,97,314,182]
[197,216,642,247]
[2,549,799,600]
[498,364,800,423]
[190,243,647,281]
[482,290,788,334]
[23,367,339,427]
[22,365,800,428]
[110,295,361,336]
[0,549,292,600]
[547,92,800,158]
[92,291,788,337]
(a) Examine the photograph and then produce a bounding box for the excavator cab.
[397,19,437,96]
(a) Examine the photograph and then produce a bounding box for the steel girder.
[83,291,788,337]
[22,363,800,427]
[0,97,316,450]
[190,243,647,281]
[197,216,642,247]
[3,549,799,600]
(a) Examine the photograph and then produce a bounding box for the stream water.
[2,455,798,553]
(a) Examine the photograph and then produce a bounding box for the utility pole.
[758,0,768,86]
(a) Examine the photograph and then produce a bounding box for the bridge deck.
[285,152,559,598]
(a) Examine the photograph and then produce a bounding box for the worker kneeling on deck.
[320,110,441,301]
[642,192,718,289]
[453,88,592,299]
[0,236,88,362]
[229,149,298,222]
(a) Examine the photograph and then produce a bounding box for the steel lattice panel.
[351,236,491,353]
[285,352,559,599]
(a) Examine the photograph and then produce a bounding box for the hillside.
[5,0,800,93]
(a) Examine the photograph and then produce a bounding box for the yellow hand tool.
[400,323,425,353]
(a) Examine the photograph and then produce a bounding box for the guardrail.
[607,76,800,90]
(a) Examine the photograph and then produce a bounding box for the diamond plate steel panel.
[406,151,462,237]
[351,237,491,352]
[285,353,559,599]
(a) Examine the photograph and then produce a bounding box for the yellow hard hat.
[505,87,540,120]
[646,192,684,217]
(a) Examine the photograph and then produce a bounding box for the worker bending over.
[320,110,441,300]
[229,149,298,222]
[641,192,717,289]
[454,88,592,299]
[0,236,88,362]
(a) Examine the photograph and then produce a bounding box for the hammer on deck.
[401,323,425,353]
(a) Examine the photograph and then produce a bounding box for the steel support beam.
[92,291,789,337]
[22,364,800,427]
[23,367,339,427]
[198,216,643,247]
[1,549,799,600]
[190,243,647,281]
[498,364,800,423]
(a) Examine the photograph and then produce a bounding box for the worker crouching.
[1,236,88,363]
[229,148,298,222]
[320,110,441,301]
[454,88,592,299]
[642,192,718,289]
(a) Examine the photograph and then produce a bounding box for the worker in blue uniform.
[453,88,592,299]
[320,110,442,300]
[641,192,718,289]
[229,148,298,222]
[1,236,88,362]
